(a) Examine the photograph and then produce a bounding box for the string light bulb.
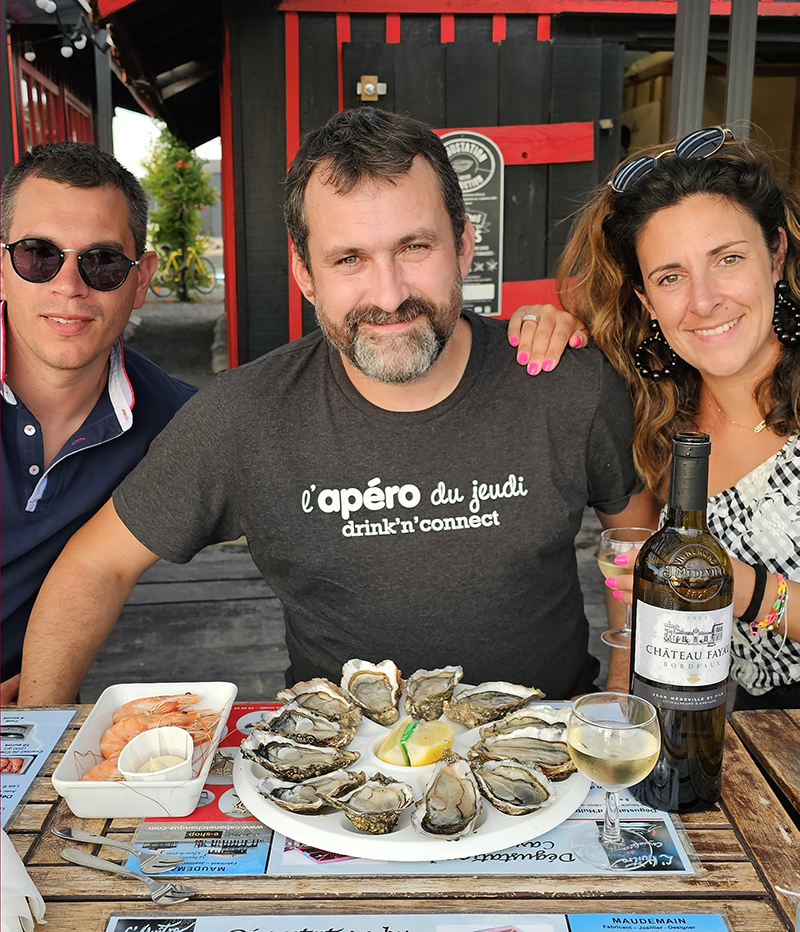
[60,41,74,58]
[23,41,36,62]
[73,34,87,50]
[35,0,57,13]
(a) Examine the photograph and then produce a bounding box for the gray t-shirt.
[115,312,639,699]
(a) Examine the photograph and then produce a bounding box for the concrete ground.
[83,287,614,702]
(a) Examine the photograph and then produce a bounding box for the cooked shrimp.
[99,709,219,759]
[82,757,124,781]
[112,692,201,723]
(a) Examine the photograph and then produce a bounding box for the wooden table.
[7,705,800,932]
[732,708,800,816]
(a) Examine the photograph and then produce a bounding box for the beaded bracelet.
[750,573,788,636]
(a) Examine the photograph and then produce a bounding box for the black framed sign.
[442,130,504,317]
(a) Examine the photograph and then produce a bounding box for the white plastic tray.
[52,681,237,818]
[233,707,590,861]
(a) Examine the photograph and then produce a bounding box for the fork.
[60,848,196,905]
[52,825,185,875]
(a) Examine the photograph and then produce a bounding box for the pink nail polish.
[509,335,519,346]
[518,351,529,365]
[604,577,617,588]
[571,334,582,348]
[612,590,624,601]
[543,359,553,371]
[614,554,628,565]
[528,362,539,375]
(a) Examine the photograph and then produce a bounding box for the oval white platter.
[232,709,590,862]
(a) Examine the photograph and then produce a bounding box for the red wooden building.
[10,1,800,366]
[0,0,130,174]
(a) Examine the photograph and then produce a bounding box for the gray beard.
[316,288,462,385]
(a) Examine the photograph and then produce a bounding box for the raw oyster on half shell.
[411,753,482,840]
[241,728,360,782]
[341,659,403,725]
[263,702,356,748]
[443,681,545,729]
[276,678,362,728]
[468,727,575,781]
[404,666,463,722]
[471,758,554,815]
[257,769,366,813]
[325,772,414,834]
[478,705,569,742]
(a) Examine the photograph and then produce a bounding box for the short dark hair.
[1,142,149,256]
[284,107,466,269]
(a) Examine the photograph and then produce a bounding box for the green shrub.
[142,126,218,301]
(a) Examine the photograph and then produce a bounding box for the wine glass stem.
[624,603,632,635]
[602,789,621,846]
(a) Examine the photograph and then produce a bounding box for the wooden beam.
[277,1,800,16]
[434,122,594,166]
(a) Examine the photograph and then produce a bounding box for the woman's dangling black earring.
[634,319,680,381]
[773,280,800,345]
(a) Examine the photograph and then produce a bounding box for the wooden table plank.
[28,859,767,899]
[688,827,748,859]
[721,725,800,929]
[37,898,787,932]
[732,709,800,814]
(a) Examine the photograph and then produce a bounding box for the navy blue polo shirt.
[0,306,196,681]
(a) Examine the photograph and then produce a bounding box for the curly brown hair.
[557,134,800,500]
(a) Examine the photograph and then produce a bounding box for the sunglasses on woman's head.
[610,126,735,193]
[0,238,140,291]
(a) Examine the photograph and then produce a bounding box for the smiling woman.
[510,129,800,711]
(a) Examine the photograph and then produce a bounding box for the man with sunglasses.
[1,142,196,701]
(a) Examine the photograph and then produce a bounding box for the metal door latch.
[357,75,387,101]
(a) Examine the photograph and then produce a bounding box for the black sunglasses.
[610,126,735,193]
[0,238,140,292]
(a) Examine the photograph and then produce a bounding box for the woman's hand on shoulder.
[507,304,589,375]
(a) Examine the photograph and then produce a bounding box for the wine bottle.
[629,432,733,812]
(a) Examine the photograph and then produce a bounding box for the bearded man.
[19,108,654,705]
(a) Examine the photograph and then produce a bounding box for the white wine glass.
[597,527,654,648]
[567,692,661,871]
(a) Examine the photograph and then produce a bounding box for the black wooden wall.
[225,7,622,364]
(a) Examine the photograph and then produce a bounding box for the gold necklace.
[706,387,766,434]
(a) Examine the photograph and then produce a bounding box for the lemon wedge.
[376,716,456,767]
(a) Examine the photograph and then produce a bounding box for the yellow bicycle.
[149,244,216,298]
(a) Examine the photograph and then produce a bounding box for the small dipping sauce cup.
[117,726,193,783]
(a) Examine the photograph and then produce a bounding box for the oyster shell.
[257,769,366,813]
[263,702,356,748]
[478,705,569,742]
[472,758,554,815]
[276,678,362,729]
[443,681,546,729]
[241,728,360,781]
[341,659,403,725]
[404,666,463,722]
[326,772,414,834]
[411,753,482,840]
[468,727,576,781]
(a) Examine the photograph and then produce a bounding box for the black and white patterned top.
[707,432,800,695]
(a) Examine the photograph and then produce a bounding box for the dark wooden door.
[225,7,623,360]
